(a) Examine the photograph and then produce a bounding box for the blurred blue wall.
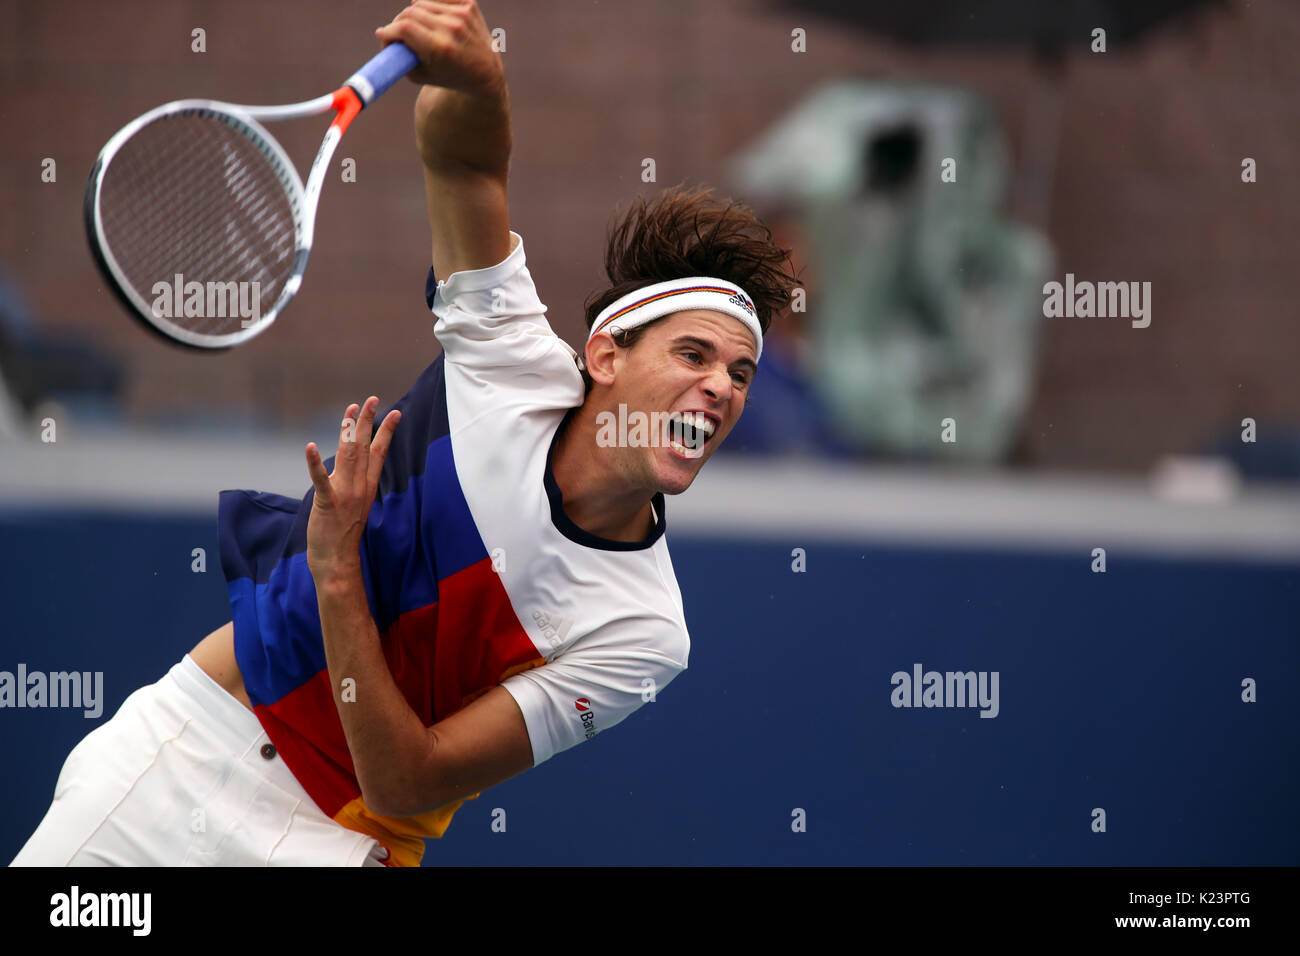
[1,507,1296,865]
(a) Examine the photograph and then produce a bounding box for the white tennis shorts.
[10,654,388,867]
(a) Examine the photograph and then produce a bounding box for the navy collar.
[544,409,667,551]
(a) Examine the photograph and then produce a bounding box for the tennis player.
[11,0,796,867]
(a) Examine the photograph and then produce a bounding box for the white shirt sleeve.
[500,628,688,767]
[430,230,581,381]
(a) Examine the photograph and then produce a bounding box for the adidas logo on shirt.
[532,610,573,650]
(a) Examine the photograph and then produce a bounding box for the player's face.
[616,310,757,495]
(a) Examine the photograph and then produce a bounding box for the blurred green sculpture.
[728,81,1051,463]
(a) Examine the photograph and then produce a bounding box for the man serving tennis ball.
[13,0,796,867]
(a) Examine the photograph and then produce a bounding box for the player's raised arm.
[375,0,513,282]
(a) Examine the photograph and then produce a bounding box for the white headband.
[589,277,763,363]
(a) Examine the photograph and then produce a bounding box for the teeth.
[663,412,717,455]
[675,412,716,437]
[688,412,716,436]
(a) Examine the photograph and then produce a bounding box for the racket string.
[140,119,295,329]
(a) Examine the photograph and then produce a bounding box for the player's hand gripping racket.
[84,42,419,349]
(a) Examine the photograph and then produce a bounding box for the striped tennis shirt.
[218,231,689,866]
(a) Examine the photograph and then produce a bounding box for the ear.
[584,331,619,387]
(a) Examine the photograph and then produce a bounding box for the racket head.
[85,100,310,349]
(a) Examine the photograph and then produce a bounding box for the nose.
[700,362,733,404]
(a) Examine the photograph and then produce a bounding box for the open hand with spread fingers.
[305,396,402,581]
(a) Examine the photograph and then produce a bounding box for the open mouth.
[664,411,717,458]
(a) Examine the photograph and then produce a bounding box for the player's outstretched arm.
[376,0,513,283]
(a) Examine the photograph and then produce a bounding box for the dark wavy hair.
[579,184,799,391]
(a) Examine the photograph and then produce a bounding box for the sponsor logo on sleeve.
[574,697,597,739]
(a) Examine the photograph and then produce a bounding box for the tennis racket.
[84,42,420,349]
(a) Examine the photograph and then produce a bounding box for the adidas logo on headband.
[727,292,756,317]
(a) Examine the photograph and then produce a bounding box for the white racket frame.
[87,93,349,350]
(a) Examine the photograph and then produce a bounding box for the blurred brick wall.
[0,0,1295,472]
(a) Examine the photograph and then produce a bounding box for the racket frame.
[84,42,416,349]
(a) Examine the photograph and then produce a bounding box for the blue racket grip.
[347,42,420,106]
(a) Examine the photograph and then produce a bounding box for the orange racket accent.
[330,87,364,135]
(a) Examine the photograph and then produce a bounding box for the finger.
[305,443,332,504]
[381,7,465,50]
[385,1,465,30]
[339,403,360,448]
[358,396,380,453]
[351,397,380,495]
[412,1,475,15]
[334,403,362,489]
[377,7,444,44]
[390,6,439,29]
[366,409,402,490]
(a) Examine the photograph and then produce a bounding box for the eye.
[682,350,702,363]
[731,372,750,386]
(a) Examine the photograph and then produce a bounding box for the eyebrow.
[670,335,758,378]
